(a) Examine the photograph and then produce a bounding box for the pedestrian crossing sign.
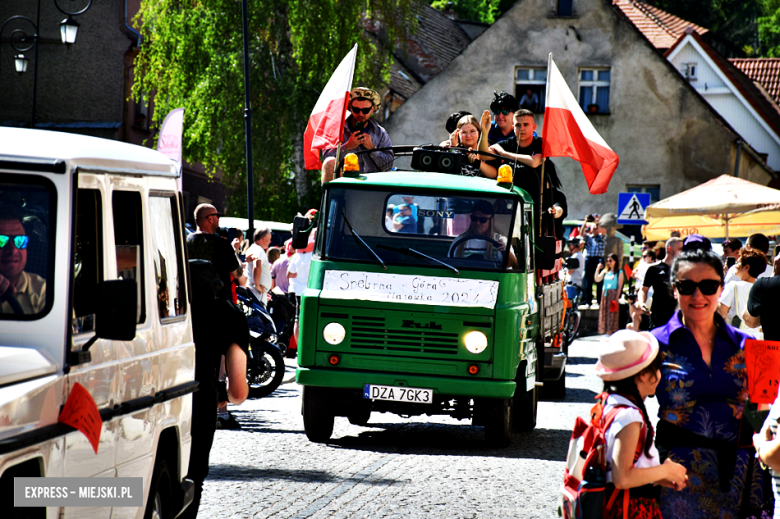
[617,192,650,225]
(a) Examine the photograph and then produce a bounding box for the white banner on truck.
[321,270,499,308]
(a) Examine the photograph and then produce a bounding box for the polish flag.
[304,45,357,170]
[542,55,619,194]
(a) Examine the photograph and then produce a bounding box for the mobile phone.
[726,256,736,268]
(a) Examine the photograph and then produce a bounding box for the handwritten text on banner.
[321,270,499,308]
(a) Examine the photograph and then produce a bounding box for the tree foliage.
[133,0,414,222]
[428,0,501,23]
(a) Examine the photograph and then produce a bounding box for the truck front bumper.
[296,367,516,399]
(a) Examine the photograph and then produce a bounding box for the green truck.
[296,150,567,446]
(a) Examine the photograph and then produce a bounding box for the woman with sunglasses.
[595,253,624,335]
[449,115,498,178]
[652,248,771,518]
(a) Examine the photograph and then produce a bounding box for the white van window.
[113,191,146,323]
[73,189,103,333]
[0,175,54,319]
[149,194,186,319]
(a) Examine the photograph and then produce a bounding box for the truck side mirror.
[95,279,137,341]
[535,236,557,270]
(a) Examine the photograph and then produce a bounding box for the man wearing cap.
[486,91,519,145]
[321,87,393,183]
[725,233,773,284]
[565,240,585,302]
[392,204,416,233]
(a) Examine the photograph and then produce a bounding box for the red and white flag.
[542,55,618,194]
[157,108,185,191]
[304,45,357,170]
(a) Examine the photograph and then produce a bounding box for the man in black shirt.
[639,237,682,329]
[743,253,780,340]
[486,109,566,237]
[183,203,248,519]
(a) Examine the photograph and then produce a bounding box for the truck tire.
[484,398,512,447]
[144,458,172,519]
[513,384,537,432]
[545,368,566,400]
[302,386,334,443]
[347,407,371,426]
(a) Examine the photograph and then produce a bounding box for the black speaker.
[411,148,461,174]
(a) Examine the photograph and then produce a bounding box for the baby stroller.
[267,290,295,358]
[235,287,286,398]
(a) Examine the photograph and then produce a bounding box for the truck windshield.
[0,176,55,319]
[321,188,518,271]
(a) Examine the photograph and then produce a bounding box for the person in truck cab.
[452,200,518,268]
[321,87,394,183]
[0,206,45,314]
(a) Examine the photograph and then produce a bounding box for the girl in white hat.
[596,330,688,518]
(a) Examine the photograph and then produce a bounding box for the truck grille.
[349,315,460,355]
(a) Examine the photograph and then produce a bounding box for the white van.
[0,128,196,519]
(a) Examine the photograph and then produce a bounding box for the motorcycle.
[235,286,286,398]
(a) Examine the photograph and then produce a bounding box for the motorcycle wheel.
[247,341,285,398]
[565,310,580,346]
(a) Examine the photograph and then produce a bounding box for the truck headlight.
[323,322,346,345]
[464,331,488,354]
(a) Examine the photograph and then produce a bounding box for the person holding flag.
[320,87,393,183]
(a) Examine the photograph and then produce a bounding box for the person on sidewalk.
[638,238,682,330]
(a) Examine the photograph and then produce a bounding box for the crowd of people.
[585,233,780,518]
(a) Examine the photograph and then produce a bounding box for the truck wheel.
[545,368,567,400]
[484,398,512,447]
[513,385,537,432]
[144,458,172,519]
[347,407,371,426]
[302,386,334,443]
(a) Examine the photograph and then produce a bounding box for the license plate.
[363,384,433,404]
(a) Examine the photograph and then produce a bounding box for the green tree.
[132,0,413,222]
[428,0,501,23]
[757,0,780,56]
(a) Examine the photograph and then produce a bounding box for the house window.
[515,67,546,113]
[578,68,610,114]
[626,184,660,203]
[556,0,574,16]
[682,63,697,81]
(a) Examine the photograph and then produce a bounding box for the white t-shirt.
[256,247,271,291]
[719,280,762,337]
[288,251,312,295]
[603,394,659,483]
[243,243,271,299]
[569,251,585,286]
[724,263,773,285]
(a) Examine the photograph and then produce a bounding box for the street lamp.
[0,0,93,128]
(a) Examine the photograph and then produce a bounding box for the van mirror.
[95,279,137,341]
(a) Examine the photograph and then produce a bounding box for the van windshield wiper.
[337,207,387,270]
[376,244,459,275]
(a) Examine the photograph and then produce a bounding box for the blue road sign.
[617,192,650,225]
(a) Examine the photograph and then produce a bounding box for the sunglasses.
[0,235,29,249]
[206,212,222,219]
[674,279,721,296]
[470,215,491,224]
[493,109,512,116]
[352,106,372,115]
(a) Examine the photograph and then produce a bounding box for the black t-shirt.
[187,232,240,302]
[643,262,676,329]
[459,157,501,177]
[748,276,780,341]
[496,136,544,186]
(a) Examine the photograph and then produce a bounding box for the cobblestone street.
[199,335,660,519]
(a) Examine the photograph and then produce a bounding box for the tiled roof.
[612,0,708,51]
[670,30,780,145]
[729,58,780,105]
[368,2,471,100]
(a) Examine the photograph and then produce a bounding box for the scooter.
[235,287,286,398]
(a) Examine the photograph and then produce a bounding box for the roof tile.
[729,58,780,105]
[612,0,707,51]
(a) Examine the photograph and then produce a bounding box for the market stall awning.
[644,175,780,240]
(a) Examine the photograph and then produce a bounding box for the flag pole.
[540,53,552,236]
[334,142,342,179]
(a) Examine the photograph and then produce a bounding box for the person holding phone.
[321,87,393,183]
